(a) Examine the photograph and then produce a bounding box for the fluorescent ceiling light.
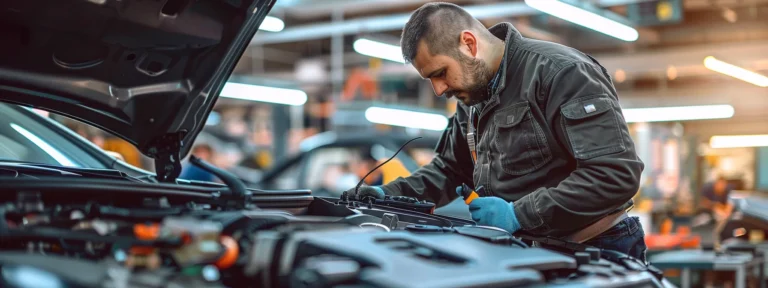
[704,56,768,87]
[622,104,734,123]
[525,0,638,42]
[353,38,405,64]
[710,135,768,148]
[11,123,77,167]
[365,107,448,131]
[220,82,307,106]
[260,16,285,32]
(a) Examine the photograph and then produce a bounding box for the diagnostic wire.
[353,137,422,199]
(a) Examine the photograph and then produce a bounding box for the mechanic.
[345,2,647,261]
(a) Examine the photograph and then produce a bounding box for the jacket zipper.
[476,97,500,198]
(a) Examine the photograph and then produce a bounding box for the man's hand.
[468,197,522,234]
[344,186,385,201]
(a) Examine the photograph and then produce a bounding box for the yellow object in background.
[369,57,382,70]
[656,1,673,21]
[256,150,272,168]
[637,198,654,212]
[377,157,411,184]
[102,138,142,167]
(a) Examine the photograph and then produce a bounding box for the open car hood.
[0,0,275,181]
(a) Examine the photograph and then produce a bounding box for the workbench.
[649,249,765,288]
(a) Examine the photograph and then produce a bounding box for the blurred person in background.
[53,115,144,167]
[356,148,384,187]
[335,163,359,190]
[101,136,142,167]
[322,163,359,197]
[331,150,383,192]
[215,142,256,182]
[180,143,217,182]
[700,174,735,221]
[408,148,436,167]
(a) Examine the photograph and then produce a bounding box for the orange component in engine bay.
[215,235,239,269]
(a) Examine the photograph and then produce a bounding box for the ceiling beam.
[619,81,768,139]
[272,0,432,19]
[597,40,768,76]
[241,38,768,85]
[513,19,566,44]
[356,39,768,80]
[250,0,650,45]
[272,0,660,19]
[684,0,768,10]
[244,46,301,64]
[252,2,532,45]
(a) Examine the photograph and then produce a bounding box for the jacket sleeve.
[513,60,645,236]
[379,103,475,207]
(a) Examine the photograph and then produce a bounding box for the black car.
[0,0,672,287]
[252,131,478,219]
[253,131,439,193]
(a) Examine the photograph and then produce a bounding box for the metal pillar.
[418,81,434,109]
[736,266,746,288]
[331,9,344,103]
[634,122,651,184]
[272,104,289,161]
[251,46,264,74]
[680,268,690,288]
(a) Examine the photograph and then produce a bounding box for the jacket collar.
[486,22,523,104]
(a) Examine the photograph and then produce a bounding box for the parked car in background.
[252,131,435,192]
[0,102,151,177]
[252,131,470,218]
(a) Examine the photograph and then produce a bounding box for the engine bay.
[0,176,672,288]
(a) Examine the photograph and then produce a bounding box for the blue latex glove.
[347,185,385,200]
[367,186,385,198]
[456,186,521,234]
[468,197,521,233]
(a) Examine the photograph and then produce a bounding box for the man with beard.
[344,2,646,261]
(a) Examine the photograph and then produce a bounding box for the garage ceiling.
[241,0,768,79]
[232,0,768,135]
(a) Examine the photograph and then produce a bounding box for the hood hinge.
[146,132,186,183]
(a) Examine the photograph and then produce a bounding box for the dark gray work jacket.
[381,22,645,237]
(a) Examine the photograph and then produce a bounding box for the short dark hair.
[400,2,489,64]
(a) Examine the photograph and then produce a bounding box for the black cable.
[2,228,183,248]
[509,237,529,248]
[354,137,422,198]
[189,155,255,210]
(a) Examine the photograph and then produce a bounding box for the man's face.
[413,40,493,106]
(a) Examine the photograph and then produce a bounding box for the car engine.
[0,175,673,288]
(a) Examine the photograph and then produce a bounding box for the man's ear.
[459,30,478,58]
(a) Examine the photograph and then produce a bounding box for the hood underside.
[0,0,275,171]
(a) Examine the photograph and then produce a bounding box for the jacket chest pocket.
[560,95,626,160]
[493,102,553,175]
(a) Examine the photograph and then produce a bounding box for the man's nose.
[431,80,448,97]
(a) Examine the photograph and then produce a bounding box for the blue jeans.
[582,216,648,263]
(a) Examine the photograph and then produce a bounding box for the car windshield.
[0,102,106,168]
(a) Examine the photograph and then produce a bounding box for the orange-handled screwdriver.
[460,183,483,205]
